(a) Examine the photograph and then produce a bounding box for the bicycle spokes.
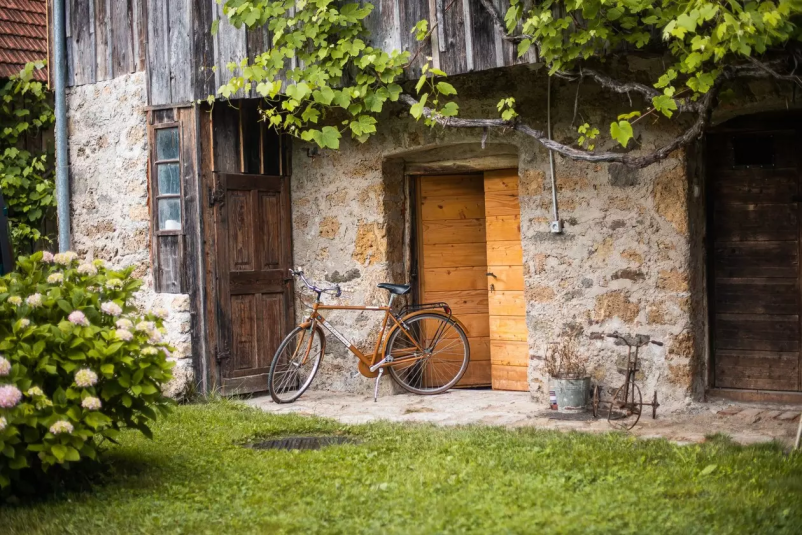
[388,315,469,392]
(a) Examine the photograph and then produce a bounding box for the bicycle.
[268,269,471,404]
[591,332,662,430]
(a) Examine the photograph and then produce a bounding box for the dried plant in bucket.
[545,335,587,379]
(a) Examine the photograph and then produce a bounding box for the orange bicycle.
[268,269,471,403]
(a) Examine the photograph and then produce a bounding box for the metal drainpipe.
[53,0,70,252]
[547,76,562,234]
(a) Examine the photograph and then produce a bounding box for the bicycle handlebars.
[289,268,342,298]
[603,332,663,347]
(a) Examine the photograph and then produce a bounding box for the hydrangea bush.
[0,252,174,489]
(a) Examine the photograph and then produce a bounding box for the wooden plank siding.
[60,0,145,87]
[56,0,536,105]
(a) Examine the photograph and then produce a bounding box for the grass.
[3,400,802,534]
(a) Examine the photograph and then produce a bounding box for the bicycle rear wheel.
[608,381,642,430]
[269,326,324,404]
[386,313,470,395]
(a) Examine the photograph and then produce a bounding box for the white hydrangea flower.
[116,329,133,341]
[136,321,155,333]
[92,259,106,268]
[0,356,10,376]
[49,420,74,435]
[8,296,21,306]
[77,263,98,276]
[26,293,43,308]
[41,251,55,263]
[141,347,158,356]
[116,318,134,330]
[0,416,6,431]
[47,273,64,284]
[152,307,169,319]
[54,251,78,265]
[148,330,163,344]
[19,318,30,329]
[106,278,124,289]
[74,368,98,388]
[101,301,123,317]
[81,396,102,410]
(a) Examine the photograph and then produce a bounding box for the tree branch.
[476,0,530,43]
[400,74,724,168]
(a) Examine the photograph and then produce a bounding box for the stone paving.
[246,389,802,448]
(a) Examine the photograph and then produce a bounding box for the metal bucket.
[551,377,590,413]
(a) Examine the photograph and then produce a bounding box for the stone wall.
[66,72,193,397]
[289,63,707,409]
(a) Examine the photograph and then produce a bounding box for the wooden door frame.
[198,102,293,394]
[704,112,802,401]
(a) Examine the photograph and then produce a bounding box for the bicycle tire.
[386,313,470,395]
[608,381,642,430]
[268,326,324,404]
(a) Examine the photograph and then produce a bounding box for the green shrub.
[0,251,174,489]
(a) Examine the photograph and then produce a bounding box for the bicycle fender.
[380,311,470,357]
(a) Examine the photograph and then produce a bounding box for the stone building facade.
[66,72,193,397]
[288,63,800,411]
[60,56,800,408]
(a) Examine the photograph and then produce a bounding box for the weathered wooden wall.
[58,0,533,105]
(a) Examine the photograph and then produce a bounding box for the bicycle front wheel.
[269,326,324,404]
[386,313,470,395]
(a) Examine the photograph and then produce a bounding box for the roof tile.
[0,0,47,81]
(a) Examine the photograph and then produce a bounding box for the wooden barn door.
[416,170,528,390]
[484,170,528,391]
[709,128,802,392]
[418,175,491,386]
[213,172,294,394]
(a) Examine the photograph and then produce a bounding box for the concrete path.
[246,389,802,448]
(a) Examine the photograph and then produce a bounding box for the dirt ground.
[246,389,802,448]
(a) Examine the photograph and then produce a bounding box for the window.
[154,127,182,232]
[148,113,186,295]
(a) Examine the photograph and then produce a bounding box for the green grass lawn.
[2,401,802,534]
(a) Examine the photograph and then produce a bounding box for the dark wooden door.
[214,172,294,394]
[709,127,802,391]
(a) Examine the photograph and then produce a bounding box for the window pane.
[158,163,180,195]
[156,128,179,160]
[158,198,182,230]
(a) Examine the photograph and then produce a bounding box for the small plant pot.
[550,376,590,413]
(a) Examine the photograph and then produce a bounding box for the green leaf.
[435,82,457,96]
[211,20,220,36]
[652,95,677,118]
[610,120,634,148]
[51,444,67,463]
[318,126,340,150]
[313,86,335,105]
[699,464,718,476]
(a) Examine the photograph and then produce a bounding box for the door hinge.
[208,186,225,207]
[215,346,231,362]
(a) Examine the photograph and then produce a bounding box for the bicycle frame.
[297,297,431,377]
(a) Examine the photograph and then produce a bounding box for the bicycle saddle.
[377,283,411,295]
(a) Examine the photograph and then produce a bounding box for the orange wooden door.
[418,175,491,386]
[484,170,528,391]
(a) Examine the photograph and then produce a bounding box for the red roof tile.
[0,0,47,81]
